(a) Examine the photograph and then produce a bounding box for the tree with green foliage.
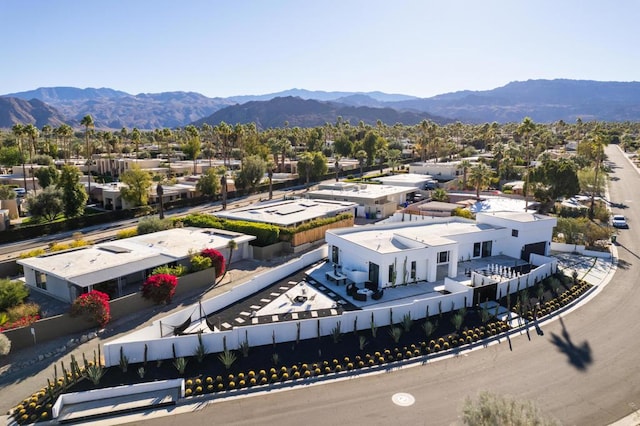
[120,164,152,207]
[196,167,222,198]
[355,150,368,177]
[431,188,449,202]
[58,164,88,218]
[35,165,60,189]
[0,186,16,200]
[387,149,401,173]
[26,186,64,222]
[530,158,580,205]
[0,146,22,167]
[182,125,201,175]
[297,152,314,188]
[0,278,29,311]
[235,155,266,193]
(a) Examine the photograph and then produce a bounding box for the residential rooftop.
[308,182,414,200]
[213,198,357,227]
[18,227,255,287]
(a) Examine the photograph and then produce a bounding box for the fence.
[289,217,354,247]
[551,242,612,259]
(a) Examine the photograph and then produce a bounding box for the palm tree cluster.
[0,116,636,217]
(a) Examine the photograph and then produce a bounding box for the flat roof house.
[325,211,556,290]
[306,182,414,219]
[213,198,358,227]
[18,227,255,303]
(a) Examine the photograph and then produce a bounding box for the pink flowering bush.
[201,248,225,278]
[142,274,178,304]
[70,290,111,327]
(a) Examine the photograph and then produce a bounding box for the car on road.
[612,214,628,228]
[12,188,26,197]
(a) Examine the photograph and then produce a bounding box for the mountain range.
[2,79,640,130]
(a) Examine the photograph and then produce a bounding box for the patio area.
[305,255,530,310]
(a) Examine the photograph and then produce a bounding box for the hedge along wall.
[5,268,216,351]
[103,248,473,367]
[178,214,280,247]
[288,217,354,247]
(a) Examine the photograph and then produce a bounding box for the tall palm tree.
[517,117,536,210]
[457,159,473,190]
[55,124,73,163]
[12,124,28,191]
[23,124,40,194]
[81,114,95,200]
[587,125,609,218]
[469,163,492,200]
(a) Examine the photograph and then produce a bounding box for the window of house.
[438,251,449,263]
[388,264,395,283]
[36,272,47,290]
[331,245,339,264]
[473,242,481,257]
[512,229,519,237]
[410,261,416,280]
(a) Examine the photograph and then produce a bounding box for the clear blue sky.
[2,0,639,98]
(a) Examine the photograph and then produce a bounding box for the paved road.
[130,146,640,426]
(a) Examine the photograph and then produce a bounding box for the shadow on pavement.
[616,243,640,261]
[549,317,592,371]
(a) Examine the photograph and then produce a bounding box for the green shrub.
[179,214,280,246]
[137,217,173,235]
[0,333,10,356]
[151,264,188,277]
[0,279,29,311]
[6,302,40,322]
[190,254,212,272]
[18,248,46,259]
[116,228,138,239]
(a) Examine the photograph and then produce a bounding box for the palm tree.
[217,239,237,284]
[587,125,609,218]
[457,159,473,190]
[55,124,73,163]
[469,163,492,200]
[23,124,39,194]
[12,124,28,191]
[219,168,228,210]
[131,127,141,160]
[81,114,95,200]
[355,150,367,177]
[517,117,536,210]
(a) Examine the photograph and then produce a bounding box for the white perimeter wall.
[103,247,476,367]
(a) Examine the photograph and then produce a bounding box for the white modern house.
[306,182,414,219]
[374,173,434,189]
[18,228,255,303]
[409,161,475,181]
[325,211,557,290]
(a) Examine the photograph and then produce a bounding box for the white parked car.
[612,215,628,229]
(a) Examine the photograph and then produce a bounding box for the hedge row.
[178,214,280,247]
